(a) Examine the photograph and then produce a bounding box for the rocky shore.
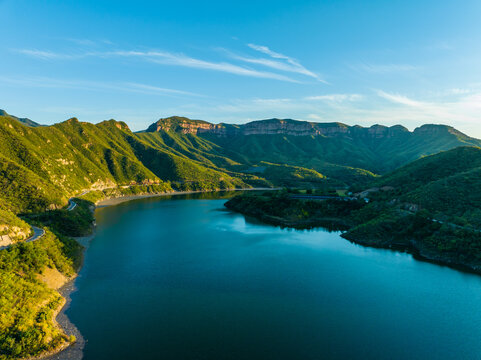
[43,234,94,360]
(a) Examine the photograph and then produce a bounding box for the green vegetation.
[225,191,365,230]
[0,206,32,243]
[1,111,481,358]
[226,147,481,272]
[371,146,481,228]
[0,114,250,214]
[0,231,82,359]
[2,113,478,215]
[26,199,95,237]
[0,199,91,359]
[193,119,480,176]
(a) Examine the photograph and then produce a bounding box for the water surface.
[68,193,481,359]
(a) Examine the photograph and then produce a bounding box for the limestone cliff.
[145,117,414,139]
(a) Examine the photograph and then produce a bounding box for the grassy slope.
[138,131,378,186]
[198,123,481,175]
[0,115,249,214]
[374,146,481,189]
[370,146,481,227]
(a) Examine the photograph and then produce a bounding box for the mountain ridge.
[0,109,43,127]
[144,116,476,140]
[1,108,480,216]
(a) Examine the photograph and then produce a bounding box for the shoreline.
[341,234,481,276]
[41,187,278,360]
[95,187,279,207]
[224,197,481,277]
[43,234,94,360]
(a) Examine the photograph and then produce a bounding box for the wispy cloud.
[64,38,113,46]
[15,48,299,82]
[110,50,298,82]
[15,49,79,60]
[246,43,326,83]
[373,89,481,136]
[0,75,199,97]
[376,90,426,107]
[447,88,472,95]
[352,63,419,73]
[305,94,363,102]
[194,89,481,139]
[211,93,365,116]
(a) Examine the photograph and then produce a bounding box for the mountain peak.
[0,109,43,127]
[414,124,470,139]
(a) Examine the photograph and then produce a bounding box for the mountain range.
[1,109,480,216]
[144,116,481,175]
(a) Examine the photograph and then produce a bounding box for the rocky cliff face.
[413,124,466,137]
[146,117,415,139]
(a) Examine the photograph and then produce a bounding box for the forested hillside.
[0,114,246,215]
[372,146,481,227]
[144,116,481,176]
[226,146,481,272]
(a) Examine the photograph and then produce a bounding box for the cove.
[67,192,481,360]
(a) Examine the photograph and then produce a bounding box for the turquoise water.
[68,193,481,359]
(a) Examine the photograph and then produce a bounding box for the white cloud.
[15,48,299,82]
[376,90,427,107]
[246,43,326,83]
[307,114,323,121]
[0,76,199,97]
[305,94,363,102]
[448,88,472,95]
[352,63,419,73]
[126,51,298,82]
[15,49,78,60]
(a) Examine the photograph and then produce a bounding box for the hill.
[372,146,481,227]
[374,146,481,190]
[144,117,481,177]
[0,115,247,215]
[0,109,43,127]
[2,112,478,217]
[225,146,481,272]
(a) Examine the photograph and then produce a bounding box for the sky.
[1,0,481,136]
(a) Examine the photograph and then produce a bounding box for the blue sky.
[1,0,481,136]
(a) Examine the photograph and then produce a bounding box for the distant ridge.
[1,109,480,201]
[145,116,475,140]
[142,116,481,174]
[0,109,43,127]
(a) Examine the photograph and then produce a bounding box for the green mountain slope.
[0,115,246,214]
[375,146,481,227]
[375,146,481,190]
[0,109,42,127]
[143,117,481,184]
[225,146,481,272]
[2,112,479,217]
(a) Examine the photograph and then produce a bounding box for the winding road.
[66,199,77,211]
[0,193,83,250]
[26,225,45,243]
[0,225,45,250]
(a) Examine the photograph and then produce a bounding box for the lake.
[68,192,481,359]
